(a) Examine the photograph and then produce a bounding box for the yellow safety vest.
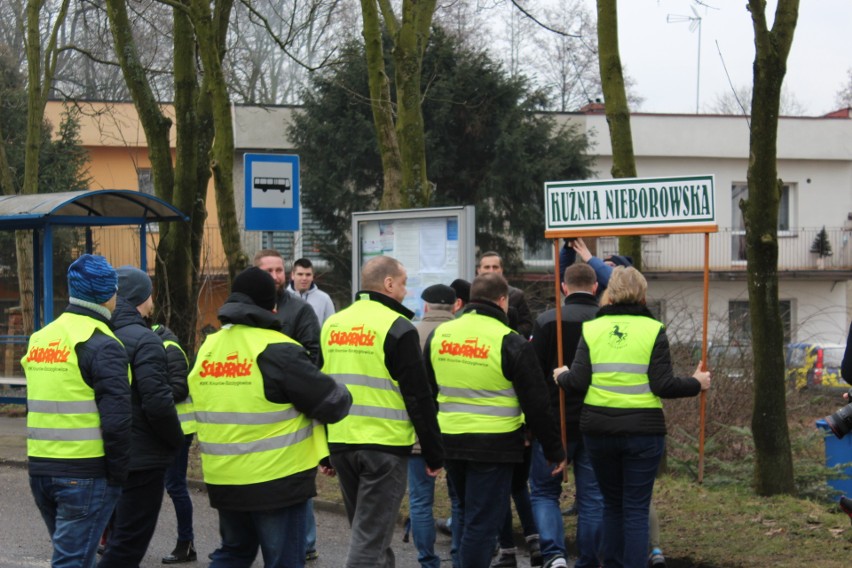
[23,313,129,459]
[188,324,327,485]
[582,315,664,409]
[431,311,523,435]
[321,295,414,446]
[154,325,196,435]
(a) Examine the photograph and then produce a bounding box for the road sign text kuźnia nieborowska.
[545,175,716,237]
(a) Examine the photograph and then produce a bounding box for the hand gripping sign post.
[545,174,717,483]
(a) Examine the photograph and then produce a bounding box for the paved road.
[0,463,459,567]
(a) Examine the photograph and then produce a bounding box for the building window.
[137,168,158,232]
[728,299,792,344]
[138,168,154,195]
[522,238,554,269]
[731,183,793,261]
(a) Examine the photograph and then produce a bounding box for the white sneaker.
[543,556,568,568]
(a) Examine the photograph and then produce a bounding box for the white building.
[549,107,852,347]
[231,104,852,346]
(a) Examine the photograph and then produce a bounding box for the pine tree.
[810,226,833,257]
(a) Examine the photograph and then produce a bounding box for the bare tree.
[533,0,600,111]
[499,0,537,79]
[104,0,216,349]
[432,0,492,49]
[14,0,73,334]
[359,0,438,209]
[595,0,641,268]
[743,0,798,496]
[710,84,807,116]
[0,0,26,70]
[835,67,852,110]
[226,0,358,105]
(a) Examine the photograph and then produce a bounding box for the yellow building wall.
[44,101,226,272]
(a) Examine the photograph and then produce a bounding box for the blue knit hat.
[67,254,118,304]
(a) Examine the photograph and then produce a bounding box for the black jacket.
[320,290,445,470]
[530,292,599,442]
[28,304,132,486]
[274,289,321,365]
[111,297,185,471]
[203,293,352,511]
[152,324,190,404]
[556,303,702,436]
[425,301,564,465]
[507,285,533,339]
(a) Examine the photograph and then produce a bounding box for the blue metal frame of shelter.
[0,189,188,330]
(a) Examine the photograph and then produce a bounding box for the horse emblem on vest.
[608,324,628,348]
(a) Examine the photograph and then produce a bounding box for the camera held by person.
[839,496,852,525]
[823,389,852,439]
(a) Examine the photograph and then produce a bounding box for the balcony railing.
[525,227,852,272]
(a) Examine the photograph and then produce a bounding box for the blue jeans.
[531,438,604,567]
[584,434,664,568]
[408,455,440,568]
[445,460,513,568]
[445,475,462,568]
[210,501,308,568]
[165,434,195,542]
[498,447,537,548]
[30,475,121,568]
[305,498,317,554]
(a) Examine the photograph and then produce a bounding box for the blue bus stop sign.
[244,153,300,231]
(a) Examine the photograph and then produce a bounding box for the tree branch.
[376,0,399,38]
[509,0,581,38]
[236,0,335,72]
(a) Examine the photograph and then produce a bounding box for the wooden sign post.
[544,175,717,483]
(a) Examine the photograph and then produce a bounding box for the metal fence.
[90,224,229,273]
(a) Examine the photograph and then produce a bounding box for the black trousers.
[98,467,166,568]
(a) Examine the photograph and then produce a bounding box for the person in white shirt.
[286,256,335,562]
[287,258,336,325]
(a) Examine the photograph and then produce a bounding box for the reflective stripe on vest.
[582,315,664,409]
[321,296,414,446]
[163,338,197,435]
[22,312,129,459]
[189,324,327,485]
[431,311,523,435]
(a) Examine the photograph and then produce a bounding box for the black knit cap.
[450,279,471,304]
[604,254,633,267]
[232,267,277,311]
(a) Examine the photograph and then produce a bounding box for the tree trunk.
[191,0,246,281]
[107,0,209,350]
[155,3,201,351]
[595,0,641,271]
[17,0,72,333]
[746,0,798,496]
[392,0,436,207]
[361,0,404,210]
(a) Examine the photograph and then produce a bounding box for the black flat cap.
[422,284,456,305]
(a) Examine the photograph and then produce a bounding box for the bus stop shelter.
[0,189,188,330]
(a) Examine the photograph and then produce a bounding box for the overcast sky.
[591,1,852,115]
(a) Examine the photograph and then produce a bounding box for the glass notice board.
[351,206,475,319]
